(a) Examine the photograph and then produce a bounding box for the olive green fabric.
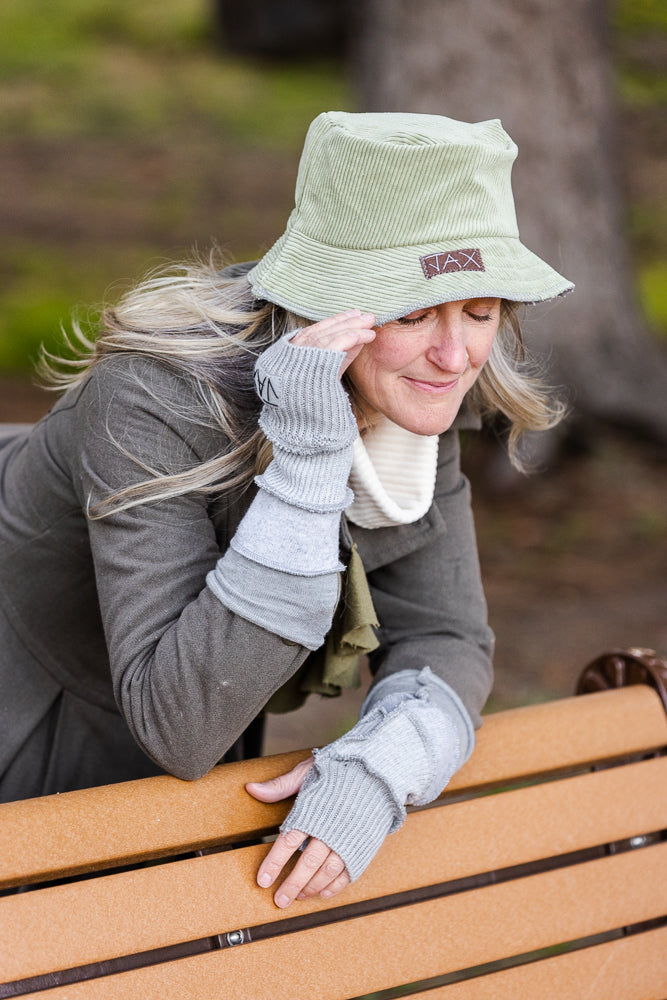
[264,542,380,713]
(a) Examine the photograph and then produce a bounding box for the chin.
[395,413,459,436]
[401,399,464,436]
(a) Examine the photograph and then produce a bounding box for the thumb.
[246,757,314,803]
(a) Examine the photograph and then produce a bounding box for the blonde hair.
[42,256,564,515]
[468,300,566,468]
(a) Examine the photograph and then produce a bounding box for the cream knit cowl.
[346,416,439,529]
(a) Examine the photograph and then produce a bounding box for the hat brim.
[248,229,574,325]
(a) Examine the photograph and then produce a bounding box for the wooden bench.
[1,648,666,999]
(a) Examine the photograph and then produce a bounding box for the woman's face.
[346,298,501,436]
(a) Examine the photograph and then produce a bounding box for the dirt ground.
[3,376,664,754]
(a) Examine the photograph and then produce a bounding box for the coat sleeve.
[71,357,315,779]
[361,430,494,728]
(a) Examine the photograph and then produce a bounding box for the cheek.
[349,339,404,389]
[470,328,498,367]
[367,331,424,371]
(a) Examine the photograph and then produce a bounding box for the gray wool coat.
[0,354,493,803]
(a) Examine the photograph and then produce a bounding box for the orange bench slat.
[3,756,666,984]
[400,925,667,1000]
[18,843,667,1000]
[1,686,664,889]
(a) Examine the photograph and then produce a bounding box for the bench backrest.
[1,683,666,999]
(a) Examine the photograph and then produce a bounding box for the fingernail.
[275,893,291,908]
[320,889,333,898]
[344,309,360,317]
[258,873,271,888]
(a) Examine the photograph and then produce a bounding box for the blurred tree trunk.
[211,0,350,58]
[353,0,667,449]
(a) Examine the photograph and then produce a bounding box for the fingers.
[257,829,351,908]
[256,827,308,897]
[245,756,314,803]
[292,309,376,346]
[296,852,349,900]
[291,310,376,371]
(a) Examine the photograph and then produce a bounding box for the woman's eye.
[397,311,430,327]
[467,312,492,323]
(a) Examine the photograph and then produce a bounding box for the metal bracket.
[576,647,667,713]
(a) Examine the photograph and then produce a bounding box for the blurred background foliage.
[0,0,664,372]
[0,0,352,370]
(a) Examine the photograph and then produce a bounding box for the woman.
[0,112,572,907]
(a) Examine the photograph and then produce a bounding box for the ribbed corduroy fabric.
[248,112,574,323]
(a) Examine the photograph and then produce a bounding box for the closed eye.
[397,310,431,327]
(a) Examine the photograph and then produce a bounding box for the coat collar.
[343,501,447,574]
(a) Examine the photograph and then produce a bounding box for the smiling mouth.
[403,376,460,393]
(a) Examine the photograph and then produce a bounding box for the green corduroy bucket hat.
[248,111,574,325]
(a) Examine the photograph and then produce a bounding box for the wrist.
[230,489,344,574]
[281,755,399,882]
[255,334,358,455]
[362,667,476,769]
[256,443,354,512]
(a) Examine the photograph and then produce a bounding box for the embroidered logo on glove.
[420,249,485,279]
[254,369,281,406]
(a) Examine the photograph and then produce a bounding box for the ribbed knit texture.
[248,112,574,323]
[281,668,473,881]
[282,757,395,880]
[254,333,356,512]
[347,417,439,528]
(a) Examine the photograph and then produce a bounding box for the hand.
[246,758,351,907]
[291,310,376,376]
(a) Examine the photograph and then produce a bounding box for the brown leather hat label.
[420,249,485,279]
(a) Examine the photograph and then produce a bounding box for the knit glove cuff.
[281,685,466,881]
[255,333,358,455]
[362,667,476,772]
[256,446,354,512]
[281,757,397,882]
[254,332,358,511]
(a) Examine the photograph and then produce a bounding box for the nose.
[425,309,469,374]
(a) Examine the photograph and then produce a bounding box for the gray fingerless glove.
[281,668,475,881]
[254,333,357,512]
[206,333,358,645]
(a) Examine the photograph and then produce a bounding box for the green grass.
[0,241,156,369]
[613,0,667,34]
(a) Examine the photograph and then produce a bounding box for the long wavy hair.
[42,252,565,516]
